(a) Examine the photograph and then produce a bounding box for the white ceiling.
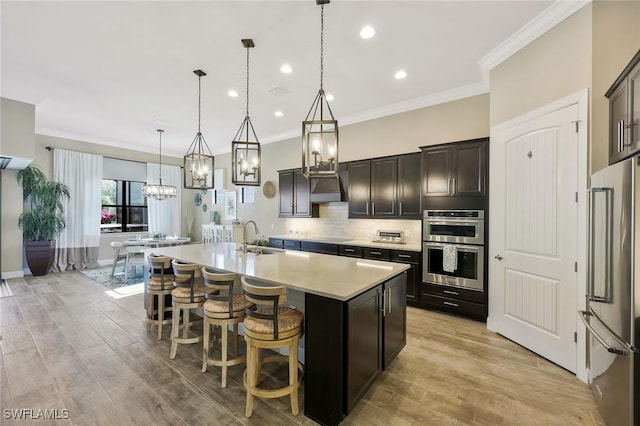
[2,0,576,158]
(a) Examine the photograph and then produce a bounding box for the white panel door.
[489,103,578,372]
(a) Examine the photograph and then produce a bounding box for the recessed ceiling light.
[326,93,334,101]
[360,26,376,39]
[280,64,293,74]
[228,90,239,97]
[394,70,407,80]
[274,111,283,117]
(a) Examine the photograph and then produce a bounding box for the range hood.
[310,176,344,203]
[0,155,32,170]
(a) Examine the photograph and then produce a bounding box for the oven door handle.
[424,242,482,253]
[425,220,481,226]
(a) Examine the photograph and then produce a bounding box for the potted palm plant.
[16,165,70,276]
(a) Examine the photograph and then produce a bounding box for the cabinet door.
[293,170,311,216]
[383,272,406,369]
[609,83,629,164]
[453,141,486,196]
[348,161,371,218]
[371,158,397,217]
[397,153,421,218]
[422,148,451,197]
[628,62,640,156]
[346,284,381,413]
[278,171,294,217]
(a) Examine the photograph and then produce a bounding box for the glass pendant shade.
[143,129,178,200]
[184,69,215,189]
[302,0,338,179]
[231,38,261,186]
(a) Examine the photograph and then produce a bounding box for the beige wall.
[1,98,36,277]
[591,0,640,173]
[490,5,592,129]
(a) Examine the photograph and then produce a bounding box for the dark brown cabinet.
[606,50,640,165]
[382,273,406,369]
[348,153,421,219]
[421,139,487,198]
[278,169,319,218]
[391,250,420,304]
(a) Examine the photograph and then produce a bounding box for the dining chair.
[124,245,146,282]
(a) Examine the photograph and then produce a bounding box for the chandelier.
[184,69,215,189]
[302,0,338,179]
[143,129,177,200]
[231,39,261,186]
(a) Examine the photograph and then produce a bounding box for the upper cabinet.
[421,138,487,198]
[348,153,421,219]
[606,49,640,165]
[278,169,319,218]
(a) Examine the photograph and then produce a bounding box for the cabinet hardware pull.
[344,248,355,252]
[399,202,403,216]
[447,178,451,195]
[388,288,392,314]
[380,293,386,316]
[618,120,624,152]
[443,289,459,295]
[370,251,382,255]
[397,254,411,258]
[365,202,369,215]
[443,301,459,307]
[372,202,375,215]
[452,178,456,195]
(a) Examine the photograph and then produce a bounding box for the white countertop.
[150,242,409,301]
[269,234,422,252]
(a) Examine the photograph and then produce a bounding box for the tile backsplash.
[285,202,422,245]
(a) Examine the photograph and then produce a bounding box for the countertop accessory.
[231,38,261,187]
[301,0,338,179]
[262,181,276,198]
[184,69,215,189]
[142,129,178,200]
[372,230,405,244]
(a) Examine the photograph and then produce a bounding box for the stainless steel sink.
[245,247,279,255]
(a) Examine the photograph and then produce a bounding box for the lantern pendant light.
[184,69,215,189]
[231,38,261,186]
[302,0,338,179]
[142,129,178,200]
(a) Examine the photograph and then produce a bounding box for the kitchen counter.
[151,242,408,301]
[268,234,422,252]
[149,242,408,425]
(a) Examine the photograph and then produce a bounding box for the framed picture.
[214,189,224,205]
[224,190,237,220]
[241,186,255,204]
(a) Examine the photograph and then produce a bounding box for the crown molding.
[478,0,591,83]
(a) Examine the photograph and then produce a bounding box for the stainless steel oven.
[423,210,484,245]
[423,242,484,290]
[423,210,485,291]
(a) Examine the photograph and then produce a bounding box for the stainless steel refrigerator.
[581,156,640,425]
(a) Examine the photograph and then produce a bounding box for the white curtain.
[147,163,182,236]
[53,149,103,270]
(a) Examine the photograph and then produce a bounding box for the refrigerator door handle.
[579,310,627,355]
[588,187,613,303]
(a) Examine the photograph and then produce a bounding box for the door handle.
[494,254,503,260]
[579,310,627,355]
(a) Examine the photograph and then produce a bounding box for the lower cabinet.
[420,281,485,320]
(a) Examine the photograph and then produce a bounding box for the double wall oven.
[423,210,485,291]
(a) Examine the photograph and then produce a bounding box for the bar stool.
[240,276,304,417]
[110,241,126,277]
[169,260,207,360]
[201,268,254,388]
[146,254,175,340]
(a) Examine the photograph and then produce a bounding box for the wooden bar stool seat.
[170,260,210,360]
[201,268,254,388]
[241,277,304,418]
[145,254,175,340]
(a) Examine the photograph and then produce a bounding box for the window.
[100,179,148,233]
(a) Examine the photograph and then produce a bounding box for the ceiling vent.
[268,86,289,97]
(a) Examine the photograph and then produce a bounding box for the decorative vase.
[25,240,55,276]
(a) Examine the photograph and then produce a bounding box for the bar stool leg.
[202,316,210,372]
[146,292,153,332]
[289,335,300,416]
[157,293,165,340]
[232,324,239,357]
[170,304,180,359]
[245,342,255,417]
[221,324,229,388]
[183,309,190,338]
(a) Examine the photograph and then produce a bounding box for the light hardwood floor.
[0,271,604,425]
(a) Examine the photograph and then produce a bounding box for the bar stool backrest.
[172,260,202,302]
[202,268,241,316]
[148,254,172,291]
[240,276,288,340]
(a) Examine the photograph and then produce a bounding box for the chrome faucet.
[242,220,260,253]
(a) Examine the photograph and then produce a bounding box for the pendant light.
[184,69,215,189]
[142,129,178,200]
[231,39,261,186]
[302,0,338,179]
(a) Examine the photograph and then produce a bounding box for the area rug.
[81,266,144,289]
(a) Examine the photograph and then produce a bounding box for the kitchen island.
[151,242,409,426]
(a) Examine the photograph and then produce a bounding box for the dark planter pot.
[25,240,55,276]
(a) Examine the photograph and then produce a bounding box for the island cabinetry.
[606,49,640,164]
[278,169,319,218]
[421,138,487,198]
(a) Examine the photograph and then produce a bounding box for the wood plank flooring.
[0,271,604,425]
